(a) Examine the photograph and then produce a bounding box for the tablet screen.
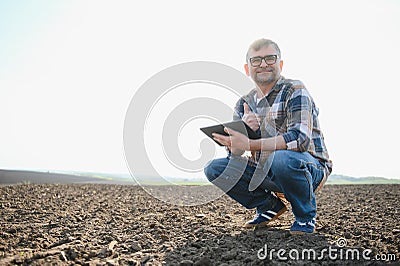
[200,120,260,146]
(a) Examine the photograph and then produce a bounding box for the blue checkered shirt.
[230,76,333,175]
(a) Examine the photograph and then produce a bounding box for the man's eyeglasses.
[249,55,279,67]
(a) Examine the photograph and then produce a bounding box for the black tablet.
[200,120,260,146]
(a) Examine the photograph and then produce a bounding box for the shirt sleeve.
[233,97,245,121]
[282,88,313,152]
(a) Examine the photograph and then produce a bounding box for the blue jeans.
[204,150,325,222]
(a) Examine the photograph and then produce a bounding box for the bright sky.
[1,0,399,179]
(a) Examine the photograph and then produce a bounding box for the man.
[204,38,332,234]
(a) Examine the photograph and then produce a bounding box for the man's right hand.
[242,103,260,131]
[228,146,245,156]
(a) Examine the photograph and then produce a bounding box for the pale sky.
[1,0,399,179]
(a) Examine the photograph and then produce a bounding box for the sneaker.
[243,200,287,228]
[289,218,316,235]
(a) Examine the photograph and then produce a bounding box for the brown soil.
[0,184,399,265]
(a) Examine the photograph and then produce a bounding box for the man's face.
[245,45,283,86]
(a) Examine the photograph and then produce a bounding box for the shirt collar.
[273,76,285,91]
[243,76,285,105]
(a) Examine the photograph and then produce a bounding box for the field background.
[1,169,400,186]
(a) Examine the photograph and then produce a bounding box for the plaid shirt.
[231,76,333,175]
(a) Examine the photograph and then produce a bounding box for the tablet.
[200,120,260,146]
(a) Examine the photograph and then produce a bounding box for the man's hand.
[227,146,245,156]
[212,127,250,151]
[242,103,260,131]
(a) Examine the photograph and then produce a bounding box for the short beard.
[254,73,277,85]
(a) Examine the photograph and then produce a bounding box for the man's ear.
[244,63,250,76]
[279,60,284,71]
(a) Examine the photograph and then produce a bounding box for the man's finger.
[212,132,230,146]
[244,103,250,114]
[224,127,242,138]
[224,127,236,135]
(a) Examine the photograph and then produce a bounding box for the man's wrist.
[249,139,260,151]
[231,147,245,155]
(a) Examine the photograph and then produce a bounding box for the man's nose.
[260,58,268,67]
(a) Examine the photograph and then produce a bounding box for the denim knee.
[204,160,220,182]
[203,162,213,182]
